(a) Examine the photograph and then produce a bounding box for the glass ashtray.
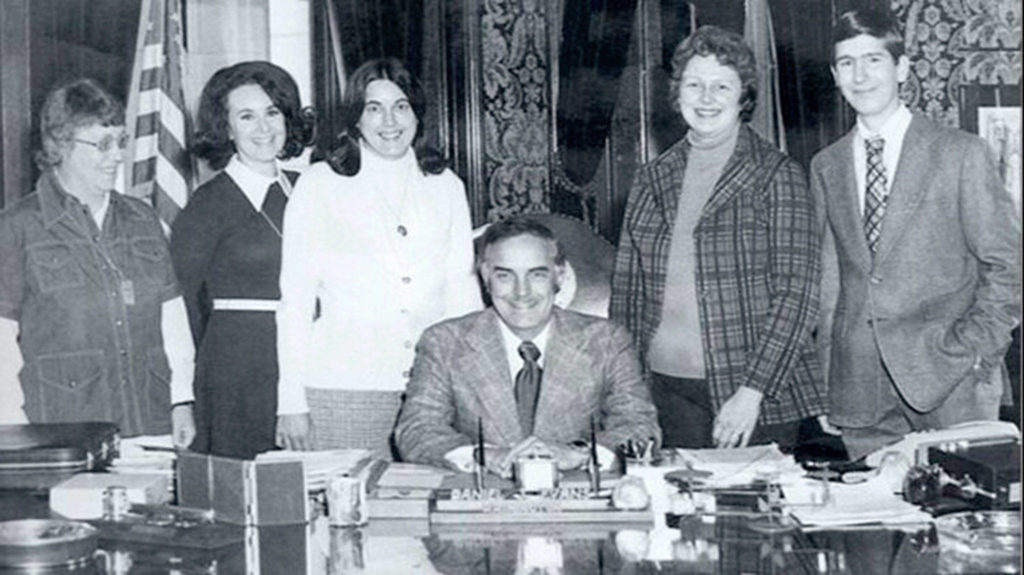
[935,510,1020,573]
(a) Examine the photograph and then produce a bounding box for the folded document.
[786,479,932,527]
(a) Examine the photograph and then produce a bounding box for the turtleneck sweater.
[647,122,740,378]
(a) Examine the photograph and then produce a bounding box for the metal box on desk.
[0,423,119,490]
[928,440,1021,509]
[177,452,308,525]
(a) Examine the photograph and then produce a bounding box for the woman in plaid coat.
[610,26,826,450]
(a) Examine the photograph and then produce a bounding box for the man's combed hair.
[478,217,566,268]
[831,8,905,61]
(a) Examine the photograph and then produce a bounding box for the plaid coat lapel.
[699,126,775,224]
[652,139,689,228]
[461,309,524,445]
[533,309,590,437]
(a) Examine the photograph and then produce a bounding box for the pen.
[589,415,600,493]
[475,417,486,490]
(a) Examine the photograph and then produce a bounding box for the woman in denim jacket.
[0,78,195,446]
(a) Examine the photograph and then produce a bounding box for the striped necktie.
[863,137,887,253]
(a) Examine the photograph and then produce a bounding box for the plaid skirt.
[306,387,403,460]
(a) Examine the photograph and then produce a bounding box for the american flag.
[125,0,193,226]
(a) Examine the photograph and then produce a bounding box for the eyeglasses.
[73,133,131,153]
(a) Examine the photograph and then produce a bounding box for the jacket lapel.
[871,116,934,266]
[653,140,688,227]
[699,125,761,220]
[823,132,873,272]
[463,309,523,446]
[532,309,589,438]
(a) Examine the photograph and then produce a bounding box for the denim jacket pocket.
[31,349,109,422]
[27,243,86,293]
[130,237,170,285]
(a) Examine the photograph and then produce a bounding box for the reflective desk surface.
[5,488,1017,575]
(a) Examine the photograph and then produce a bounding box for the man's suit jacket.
[394,307,660,468]
[811,114,1020,427]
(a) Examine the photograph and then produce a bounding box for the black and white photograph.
[0,0,1020,572]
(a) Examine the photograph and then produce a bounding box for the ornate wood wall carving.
[479,0,553,222]
[894,0,1022,128]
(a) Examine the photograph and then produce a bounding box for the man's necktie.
[515,341,542,436]
[863,137,887,253]
[262,181,287,235]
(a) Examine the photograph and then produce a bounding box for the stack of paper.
[668,444,804,487]
[375,462,449,491]
[109,435,176,476]
[785,480,932,528]
[256,449,371,492]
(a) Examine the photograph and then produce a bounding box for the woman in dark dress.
[170,61,314,458]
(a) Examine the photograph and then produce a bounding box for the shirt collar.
[90,188,112,228]
[38,171,70,227]
[38,169,111,229]
[856,103,912,146]
[224,155,283,210]
[498,314,552,368]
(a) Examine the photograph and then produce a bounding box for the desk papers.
[785,480,932,527]
[256,449,371,492]
[376,462,450,490]
[667,444,804,487]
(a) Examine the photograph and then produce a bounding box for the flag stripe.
[127,0,192,226]
[153,183,182,224]
[132,156,156,187]
[134,113,158,139]
[139,68,161,93]
[156,172,188,211]
[157,139,189,199]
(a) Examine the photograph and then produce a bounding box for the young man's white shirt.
[852,103,913,214]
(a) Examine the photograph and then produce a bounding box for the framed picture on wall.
[978,107,1021,215]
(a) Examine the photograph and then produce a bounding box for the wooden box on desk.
[177,452,308,526]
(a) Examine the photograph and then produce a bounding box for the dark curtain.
[554,0,639,197]
[772,0,852,170]
[311,0,426,160]
[25,0,142,186]
[648,0,693,155]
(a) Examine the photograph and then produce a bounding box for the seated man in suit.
[395,217,660,476]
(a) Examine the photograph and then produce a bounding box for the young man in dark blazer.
[811,8,1020,460]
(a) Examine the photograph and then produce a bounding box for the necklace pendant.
[397,224,408,237]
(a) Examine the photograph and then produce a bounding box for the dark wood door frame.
[0,0,32,210]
